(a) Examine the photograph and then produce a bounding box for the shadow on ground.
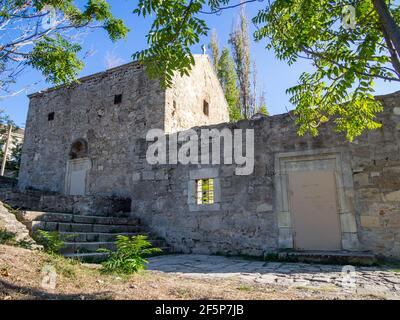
[0,279,112,300]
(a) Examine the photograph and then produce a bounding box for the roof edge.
[28,60,142,98]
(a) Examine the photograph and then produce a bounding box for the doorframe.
[64,158,91,196]
[274,148,360,251]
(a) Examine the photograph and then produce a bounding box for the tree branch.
[199,0,263,15]
[301,46,400,82]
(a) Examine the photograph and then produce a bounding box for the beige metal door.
[288,170,341,251]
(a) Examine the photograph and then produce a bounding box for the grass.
[237,284,253,292]
[0,229,16,245]
[1,244,397,300]
[0,265,10,277]
[43,254,81,279]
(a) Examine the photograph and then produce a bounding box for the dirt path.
[1,245,399,300]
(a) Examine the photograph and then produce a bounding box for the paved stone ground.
[148,254,400,299]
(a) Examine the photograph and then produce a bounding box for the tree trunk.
[373,0,400,60]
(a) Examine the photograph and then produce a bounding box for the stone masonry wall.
[16,54,400,259]
[164,55,229,133]
[18,56,228,198]
[352,92,400,258]
[19,62,165,197]
[130,91,400,259]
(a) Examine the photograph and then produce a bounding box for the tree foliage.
[218,47,241,121]
[257,90,268,116]
[229,6,252,119]
[132,0,208,87]
[209,10,266,121]
[209,29,220,71]
[252,0,400,140]
[0,110,22,174]
[0,0,129,95]
[131,0,400,140]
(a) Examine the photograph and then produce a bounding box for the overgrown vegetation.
[33,230,65,255]
[132,0,400,140]
[0,228,32,249]
[1,0,129,96]
[99,235,162,274]
[0,228,16,245]
[42,253,83,280]
[209,8,269,122]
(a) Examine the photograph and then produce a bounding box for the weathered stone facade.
[18,55,228,196]
[129,92,400,259]
[17,56,400,259]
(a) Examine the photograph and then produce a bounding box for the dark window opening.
[48,112,55,121]
[69,139,88,160]
[172,100,177,116]
[203,100,209,116]
[114,94,122,104]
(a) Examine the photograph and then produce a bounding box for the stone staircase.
[24,211,171,263]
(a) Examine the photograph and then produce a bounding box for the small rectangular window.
[196,178,214,205]
[203,100,209,116]
[48,112,55,121]
[114,94,122,104]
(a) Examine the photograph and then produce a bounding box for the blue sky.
[1,0,399,127]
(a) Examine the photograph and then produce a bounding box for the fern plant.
[99,235,162,274]
[34,230,65,255]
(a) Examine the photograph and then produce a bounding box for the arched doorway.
[64,139,91,196]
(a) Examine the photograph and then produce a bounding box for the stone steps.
[60,240,168,254]
[25,211,140,225]
[64,247,173,263]
[28,211,171,262]
[59,231,143,242]
[63,252,110,263]
[32,221,144,233]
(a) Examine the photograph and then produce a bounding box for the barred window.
[196,178,214,205]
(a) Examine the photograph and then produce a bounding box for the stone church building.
[17,54,400,260]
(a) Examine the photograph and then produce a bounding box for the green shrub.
[34,230,65,254]
[99,235,162,274]
[0,228,16,245]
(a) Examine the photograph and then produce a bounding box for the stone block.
[360,216,381,229]
[340,213,357,233]
[386,215,400,228]
[142,171,155,180]
[353,173,369,186]
[384,190,400,202]
[189,168,219,180]
[278,227,293,249]
[256,203,273,212]
[341,232,360,251]
[370,172,381,177]
[277,211,291,228]
[132,172,141,181]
